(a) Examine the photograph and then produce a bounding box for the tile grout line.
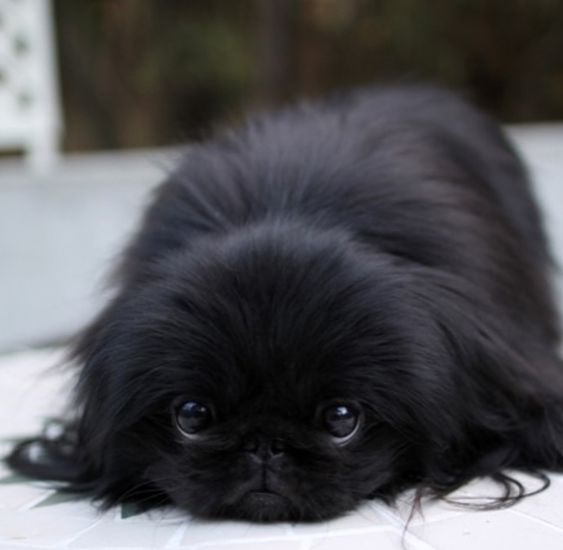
[57,515,108,549]
[507,507,563,533]
[15,489,56,512]
[370,503,440,550]
[163,521,190,548]
[183,524,396,550]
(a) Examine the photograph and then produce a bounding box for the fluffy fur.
[8,85,563,522]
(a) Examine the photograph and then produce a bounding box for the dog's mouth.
[235,489,293,521]
[244,490,288,505]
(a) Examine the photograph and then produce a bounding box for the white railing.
[0,0,62,172]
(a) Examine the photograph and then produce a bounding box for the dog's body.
[8,86,563,522]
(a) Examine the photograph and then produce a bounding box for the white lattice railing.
[0,0,62,172]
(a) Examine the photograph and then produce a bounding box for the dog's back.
[123,85,559,344]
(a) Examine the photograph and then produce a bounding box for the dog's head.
[67,223,453,521]
[9,221,563,521]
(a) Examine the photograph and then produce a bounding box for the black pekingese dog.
[8,85,563,522]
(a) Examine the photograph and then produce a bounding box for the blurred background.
[1,0,563,353]
[57,0,563,150]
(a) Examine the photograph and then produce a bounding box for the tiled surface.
[1,349,563,549]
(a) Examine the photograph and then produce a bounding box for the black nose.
[242,436,286,460]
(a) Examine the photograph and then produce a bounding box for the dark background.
[54,0,563,152]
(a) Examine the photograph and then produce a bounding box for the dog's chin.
[196,489,348,523]
[230,491,295,522]
[167,478,354,523]
[170,488,300,523]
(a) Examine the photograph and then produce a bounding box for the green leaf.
[33,490,86,508]
[0,435,30,444]
[0,473,31,484]
[121,501,147,519]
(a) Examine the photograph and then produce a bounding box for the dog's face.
[9,87,563,522]
[77,224,441,521]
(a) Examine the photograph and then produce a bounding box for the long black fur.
[8,85,563,522]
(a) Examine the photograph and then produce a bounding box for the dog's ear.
[469,328,563,475]
[6,421,84,483]
[4,303,120,487]
[53,292,173,504]
[6,293,135,489]
[413,269,563,494]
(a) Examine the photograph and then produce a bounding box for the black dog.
[8,86,563,522]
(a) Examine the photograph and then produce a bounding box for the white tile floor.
[1,349,563,549]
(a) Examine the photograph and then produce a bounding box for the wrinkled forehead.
[160,304,405,424]
[145,233,413,417]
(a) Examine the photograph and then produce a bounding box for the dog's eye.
[175,401,211,436]
[322,404,359,442]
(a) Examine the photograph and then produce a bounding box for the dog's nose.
[242,436,286,460]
